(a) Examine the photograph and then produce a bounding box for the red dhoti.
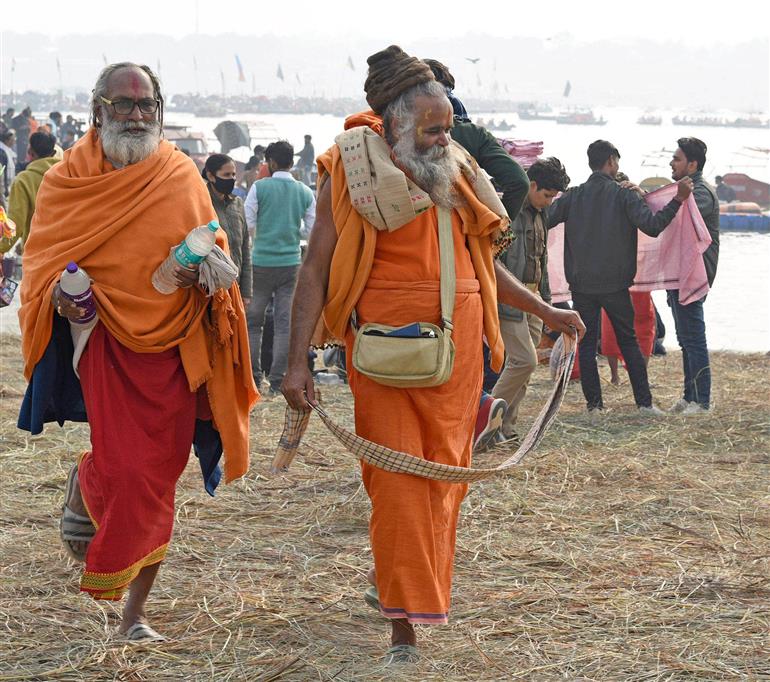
[77,324,197,600]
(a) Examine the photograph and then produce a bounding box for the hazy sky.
[5,0,768,45]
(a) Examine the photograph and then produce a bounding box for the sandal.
[383,644,419,665]
[124,622,166,643]
[59,465,95,562]
[363,585,380,611]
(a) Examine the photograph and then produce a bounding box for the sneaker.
[681,402,712,415]
[473,395,507,453]
[669,398,691,414]
[638,405,665,416]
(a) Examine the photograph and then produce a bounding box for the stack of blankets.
[497,139,543,169]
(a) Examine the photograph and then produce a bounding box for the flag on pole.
[276,64,284,81]
[347,56,355,71]
[235,54,246,82]
[102,54,108,66]
[563,80,571,97]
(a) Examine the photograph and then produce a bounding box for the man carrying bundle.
[18,62,258,641]
[281,45,584,664]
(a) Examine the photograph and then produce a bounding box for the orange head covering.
[20,129,258,482]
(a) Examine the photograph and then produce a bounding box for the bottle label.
[174,241,206,268]
[61,289,97,324]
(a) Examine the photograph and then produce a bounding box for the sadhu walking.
[281,45,584,663]
[18,62,257,641]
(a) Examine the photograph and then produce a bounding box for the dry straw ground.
[1,331,768,681]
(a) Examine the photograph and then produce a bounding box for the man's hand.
[51,283,85,322]
[619,180,645,197]
[281,365,316,410]
[173,263,199,288]
[675,176,694,202]
[540,304,586,341]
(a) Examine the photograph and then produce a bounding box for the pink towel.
[498,138,544,169]
[548,184,712,305]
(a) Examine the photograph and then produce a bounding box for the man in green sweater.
[2,131,60,254]
[244,140,316,394]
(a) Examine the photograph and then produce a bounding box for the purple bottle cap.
[66,262,79,273]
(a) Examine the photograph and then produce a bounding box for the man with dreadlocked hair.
[282,45,584,663]
[18,62,257,641]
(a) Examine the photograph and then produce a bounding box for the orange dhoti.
[344,209,483,624]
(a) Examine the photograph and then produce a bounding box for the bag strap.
[351,207,456,332]
[437,207,456,331]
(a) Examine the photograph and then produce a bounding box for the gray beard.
[392,133,460,210]
[99,117,161,166]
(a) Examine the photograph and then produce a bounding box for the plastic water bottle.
[316,372,342,386]
[151,220,220,294]
[60,262,97,326]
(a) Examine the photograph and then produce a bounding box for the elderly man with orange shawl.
[282,45,584,664]
[18,62,258,642]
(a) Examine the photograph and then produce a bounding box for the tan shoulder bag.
[351,208,456,388]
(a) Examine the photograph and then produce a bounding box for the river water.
[2,108,768,351]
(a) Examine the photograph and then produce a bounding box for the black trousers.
[572,289,652,409]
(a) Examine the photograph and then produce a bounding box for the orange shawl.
[20,130,258,482]
[317,110,506,371]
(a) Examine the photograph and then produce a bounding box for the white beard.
[392,132,460,210]
[99,116,161,166]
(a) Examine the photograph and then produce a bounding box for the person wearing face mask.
[204,153,252,306]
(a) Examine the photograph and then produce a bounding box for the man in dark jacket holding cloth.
[548,140,693,413]
[668,137,719,414]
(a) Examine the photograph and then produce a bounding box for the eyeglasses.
[99,96,160,115]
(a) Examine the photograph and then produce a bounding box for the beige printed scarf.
[335,126,508,233]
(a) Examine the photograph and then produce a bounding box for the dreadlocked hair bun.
[364,45,436,115]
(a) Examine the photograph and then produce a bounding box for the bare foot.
[367,567,376,587]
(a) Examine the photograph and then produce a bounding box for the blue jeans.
[666,291,711,407]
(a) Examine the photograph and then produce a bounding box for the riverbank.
[0,332,768,680]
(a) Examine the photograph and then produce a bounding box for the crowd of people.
[8,47,721,665]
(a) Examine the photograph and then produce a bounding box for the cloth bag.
[351,208,455,388]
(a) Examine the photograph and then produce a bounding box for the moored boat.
[556,111,607,125]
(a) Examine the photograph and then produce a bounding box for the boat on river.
[556,110,606,126]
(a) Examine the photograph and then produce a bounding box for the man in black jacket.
[668,138,719,414]
[548,140,692,413]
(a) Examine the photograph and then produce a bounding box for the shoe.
[638,405,665,416]
[587,405,605,414]
[473,395,507,453]
[681,402,712,415]
[669,398,691,414]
